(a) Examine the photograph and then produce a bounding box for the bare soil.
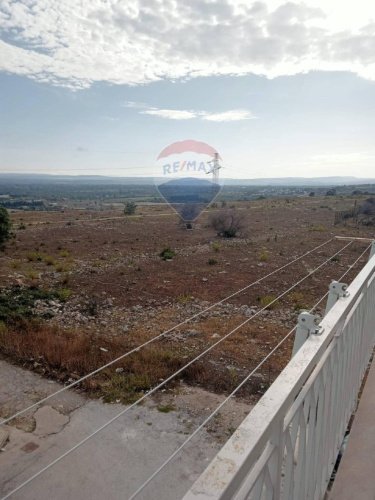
[1,196,373,410]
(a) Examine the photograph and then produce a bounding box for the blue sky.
[1,0,375,179]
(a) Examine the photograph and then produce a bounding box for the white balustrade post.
[325,281,349,315]
[370,240,375,260]
[292,311,323,357]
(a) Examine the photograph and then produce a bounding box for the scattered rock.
[186,329,199,337]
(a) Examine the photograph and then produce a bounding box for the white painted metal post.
[292,311,322,356]
[185,253,375,500]
[370,240,375,259]
[325,281,349,315]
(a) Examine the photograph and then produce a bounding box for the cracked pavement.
[0,359,250,500]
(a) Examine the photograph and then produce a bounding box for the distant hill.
[0,173,374,186]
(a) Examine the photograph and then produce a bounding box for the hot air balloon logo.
[155,140,223,225]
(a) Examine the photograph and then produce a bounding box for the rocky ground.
[0,196,373,499]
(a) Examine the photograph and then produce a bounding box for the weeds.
[289,291,308,311]
[259,249,269,262]
[55,288,72,301]
[26,251,42,262]
[309,224,327,232]
[59,249,70,258]
[157,404,176,413]
[211,242,221,252]
[257,295,277,309]
[102,373,151,404]
[26,270,39,281]
[177,293,193,304]
[44,255,56,266]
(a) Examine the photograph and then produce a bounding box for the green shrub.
[124,201,137,215]
[0,286,62,323]
[0,207,11,248]
[160,247,176,260]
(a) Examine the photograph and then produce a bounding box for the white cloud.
[125,102,255,120]
[201,110,255,121]
[0,1,375,89]
[141,108,197,119]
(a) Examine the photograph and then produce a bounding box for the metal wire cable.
[127,242,371,499]
[0,241,352,500]
[0,237,334,427]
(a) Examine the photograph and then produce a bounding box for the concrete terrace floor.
[330,358,375,500]
[0,359,252,500]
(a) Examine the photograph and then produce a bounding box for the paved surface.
[0,360,250,500]
[330,359,375,500]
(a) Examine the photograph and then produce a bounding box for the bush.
[0,207,11,248]
[326,189,336,196]
[0,286,60,323]
[160,247,176,260]
[360,198,375,216]
[124,201,137,215]
[209,209,246,238]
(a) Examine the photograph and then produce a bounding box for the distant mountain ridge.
[0,173,374,186]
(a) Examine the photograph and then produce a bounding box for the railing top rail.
[185,252,375,499]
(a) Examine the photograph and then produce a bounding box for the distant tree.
[309,191,315,197]
[0,207,11,248]
[360,198,375,216]
[124,201,137,215]
[209,209,246,238]
[326,188,337,196]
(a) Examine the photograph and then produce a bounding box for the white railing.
[184,248,375,500]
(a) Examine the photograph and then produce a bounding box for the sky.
[0,0,375,179]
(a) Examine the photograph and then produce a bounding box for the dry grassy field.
[0,196,373,409]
